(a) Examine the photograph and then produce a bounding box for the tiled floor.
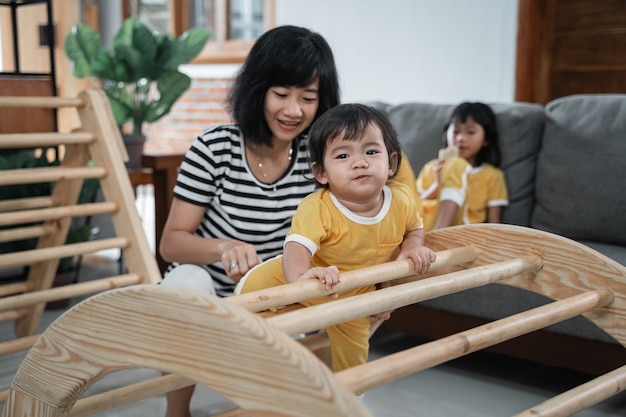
[2,186,626,416]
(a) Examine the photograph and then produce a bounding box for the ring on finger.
[227,260,237,272]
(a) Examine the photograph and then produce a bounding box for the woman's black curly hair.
[228,25,340,147]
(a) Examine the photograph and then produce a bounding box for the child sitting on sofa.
[236,103,436,373]
[417,102,508,231]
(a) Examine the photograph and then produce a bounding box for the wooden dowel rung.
[68,374,192,417]
[0,166,106,186]
[232,245,479,313]
[0,132,94,148]
[0,334,39,355]
[0,224,52,244]
[0,196,53,213]
[338,288,615,394]
[0,281,30,297]
[0,96,84,108]
[0,201,118,227]
[0,308,26,322]
[267,255,543,336]
[0,236,129,269]
[0,274,142,311]
[513,364,626,417]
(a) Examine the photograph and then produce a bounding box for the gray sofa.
[371,94,626,374]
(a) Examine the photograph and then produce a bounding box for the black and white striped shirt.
[172,124,316,296]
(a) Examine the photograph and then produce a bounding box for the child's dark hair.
[308,103,402,186]
[444,102,501,167]
[228,25,340,147]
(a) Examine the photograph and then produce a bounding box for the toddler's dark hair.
[308,103,402,186]
[444,102,501,167]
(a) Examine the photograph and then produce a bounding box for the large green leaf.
[112,18,159,81]
[92,49,133,83]
[112,44,154,82]
[157,28,211,70]
[64,24,103,79]
[113,17,158,60]
[144,71,192,123]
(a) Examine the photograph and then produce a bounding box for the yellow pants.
[237,256,373,373]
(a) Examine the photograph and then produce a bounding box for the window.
[123,0,275,64]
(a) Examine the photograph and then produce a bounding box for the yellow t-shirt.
[417,157,508,231]
[286,180,423,273]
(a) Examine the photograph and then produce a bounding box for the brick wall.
[144,77,235,154]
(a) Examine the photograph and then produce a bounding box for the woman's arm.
[160,198,262,280]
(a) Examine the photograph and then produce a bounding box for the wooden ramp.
[2,224,626,416]
[0,90,161,403]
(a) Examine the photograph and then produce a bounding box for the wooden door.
[515,0,626,104]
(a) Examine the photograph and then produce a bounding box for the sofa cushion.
[378,101,544,226]
[531,94,626,245]
[490,103,544,226]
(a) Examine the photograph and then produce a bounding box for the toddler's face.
[446,116,486,166]
[315,124,395,205]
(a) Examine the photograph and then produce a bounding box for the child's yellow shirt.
[285,181,423,272]
[417,157,508,231]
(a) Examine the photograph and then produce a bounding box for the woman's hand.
[219,240,263,282]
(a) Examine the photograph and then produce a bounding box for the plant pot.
[123,134,146,170]
[45,271,75,310]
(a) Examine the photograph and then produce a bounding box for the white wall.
[275,0,519,104]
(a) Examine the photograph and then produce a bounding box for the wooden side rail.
[0,89,161,400]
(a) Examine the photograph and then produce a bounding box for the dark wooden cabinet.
[516,0,626,104]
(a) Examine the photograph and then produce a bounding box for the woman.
[159,25,419,417]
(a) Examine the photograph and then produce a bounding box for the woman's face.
[264,78,320,144]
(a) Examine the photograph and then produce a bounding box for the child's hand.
[301,265,341,297]
[398,246,437,276]
[433,159,446,184]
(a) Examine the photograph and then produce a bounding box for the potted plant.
[64,17,210,168]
